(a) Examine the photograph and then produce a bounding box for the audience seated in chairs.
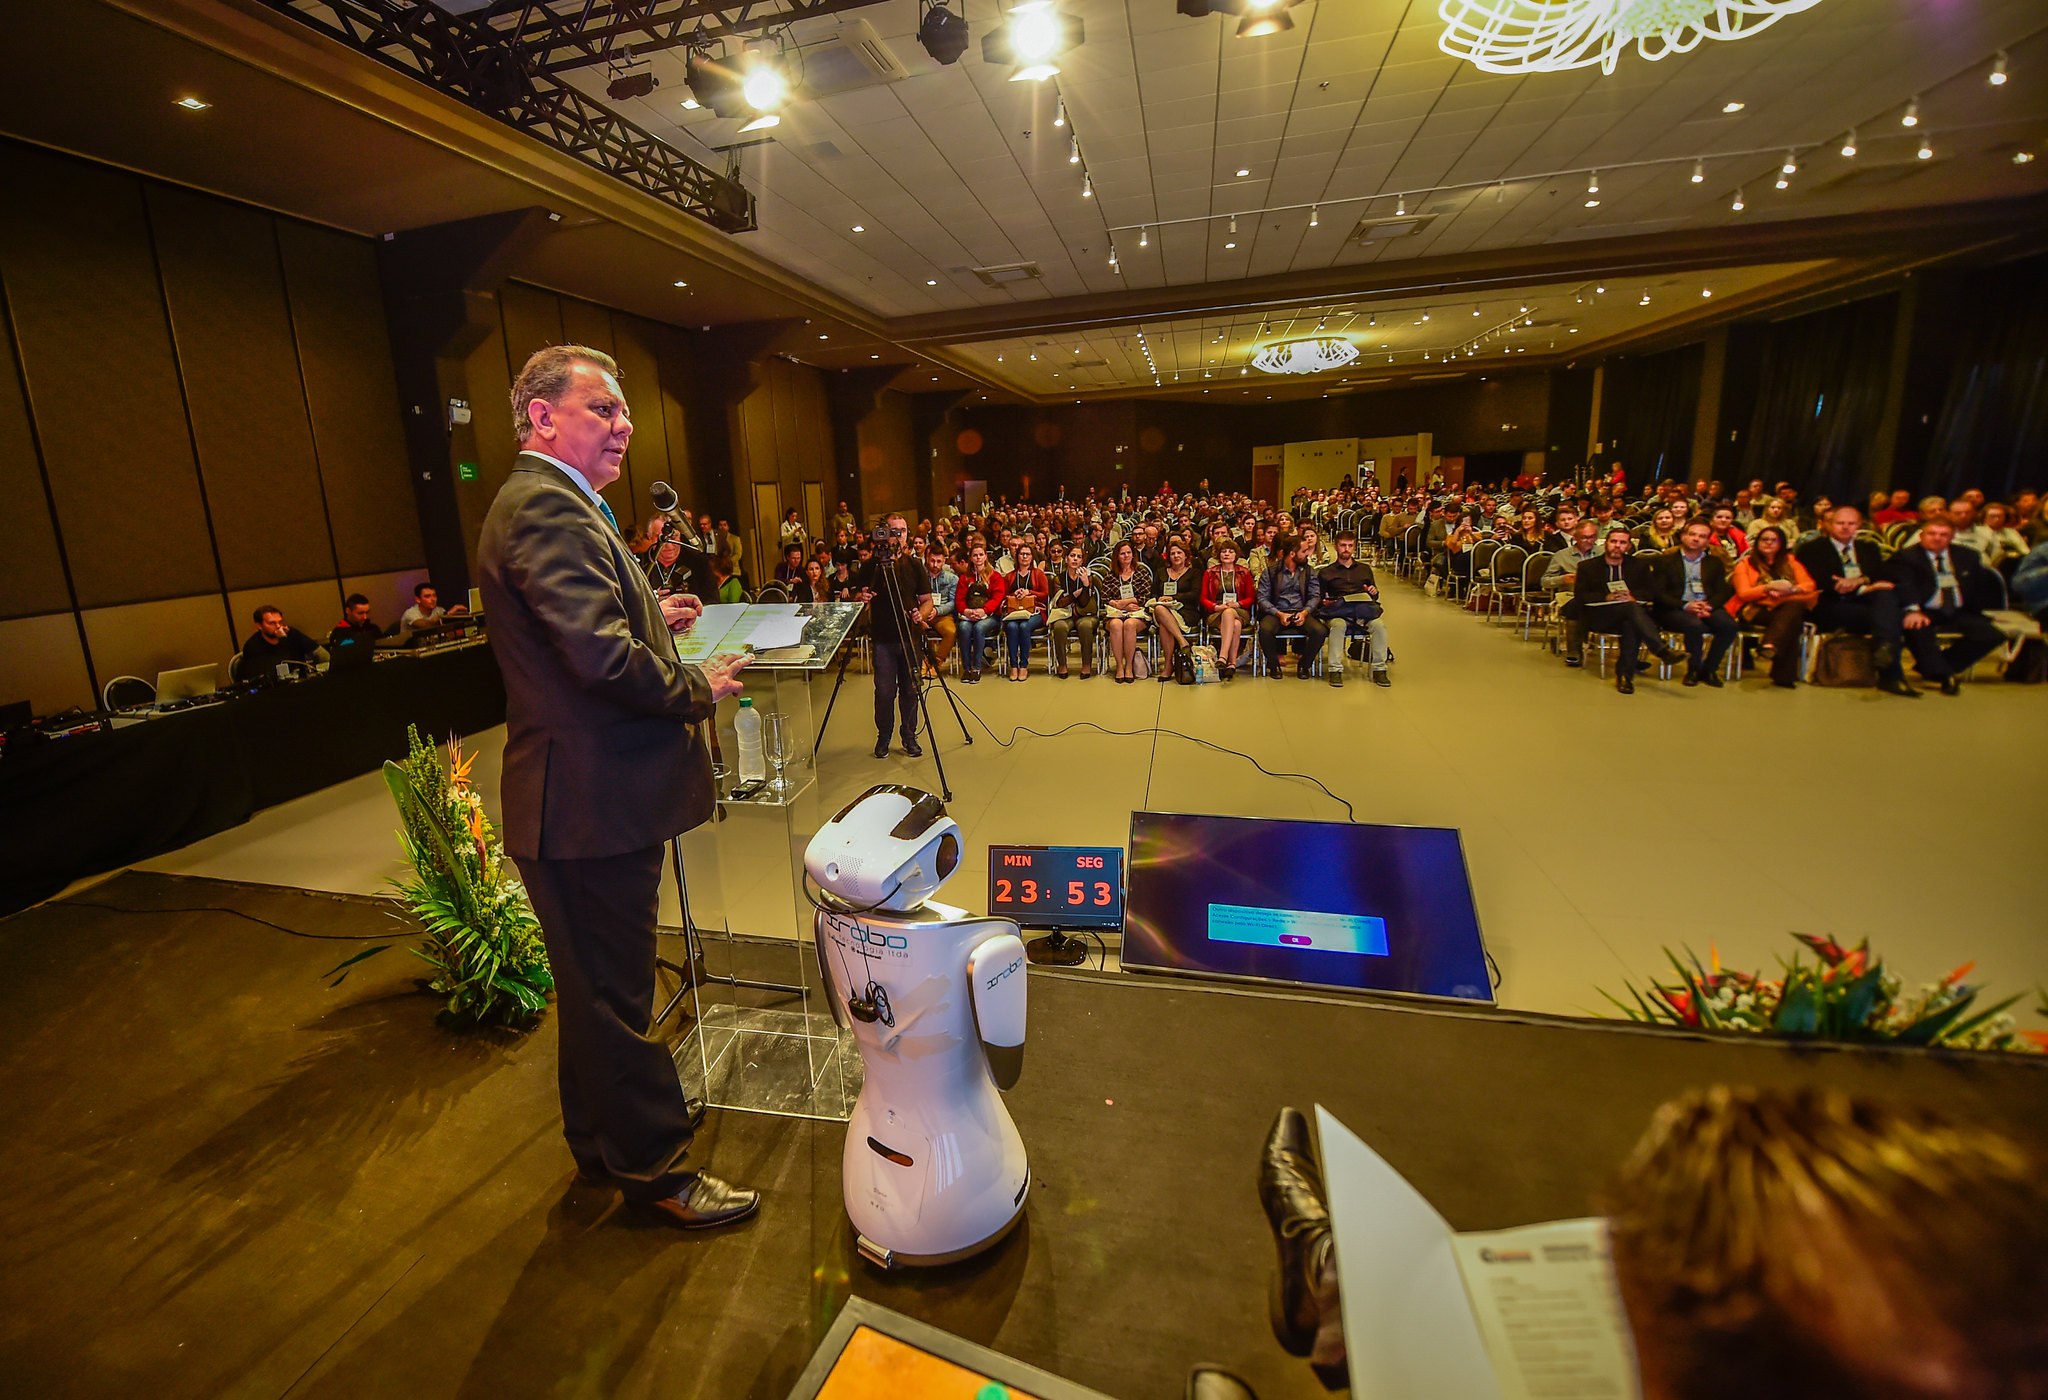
[924,544,959,673]
[1729,526,1818,689]
[1049,543,1099,680]
[999,543,1049,682]
[1546,519,1602,666]
[710,553,744,604]
[1100,540,1153,683]
[774,543,805,588]
[1257,535,1327,680]
[1574,527,1683,694]
[241,604,326,679]
[1317,530,1391,689]
[1652,520,1739,688]
[1151,539,1200,683]
[1795,504,1916,698]
[954,541,1006,683]
[1889,515,2005,696]
[1201,541,1254,681]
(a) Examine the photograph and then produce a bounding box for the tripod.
[812,540,969,801]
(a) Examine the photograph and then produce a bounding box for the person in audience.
[629,518,666,557]
[1937,497,1998,560]
[1575,526,1681,694]
[1728,525,1818,688]
[1977,502,2029,569]
[774,542,805,588]
[241,605,326,677]
[2012,539,2048,622]
[1746,495,1796,543]
[1101,539,1153,684]
[1652,520,1738,687]
[1888,516,2004,695]
[1257,535,1326,680]
[1634,506,1680,553]
[1049,542,1099,679]
[1202,540,1254,681]
[328,593,380,650]
[924,544,958,674]
[796,557,833,605]
[643,534,691,595]
[1542,504,1581,552]
[1871,488,1917,527]
[1317,530,1390,689]
[710,519,744,581]
[831,500,858,537]
[1510,508,1548,553]
[401,582,466,630]
[954,541,1006,683]
[1149,540,1200,682]
[1706,506,1747,563]
[1546,519,1603,666]
[778,508,807,553]
[2021,493,2048,545]
[710,553,744,605]
[1796,504,1916,698]
[1000,543,1049,682]
[1297,523,1335,570]
[1604,1086,2048,1400]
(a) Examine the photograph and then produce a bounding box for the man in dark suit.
[1795,504,1918,698]
[1884,516,2004,695]
[1575,526,1681,694]
[478,345,759,1229]
[1651,519,1738,687]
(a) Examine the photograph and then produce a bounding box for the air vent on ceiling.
[1070,357,1109,369]
[973,261,1044,286]
[801,18,909,97]
[1350,213,1437,242]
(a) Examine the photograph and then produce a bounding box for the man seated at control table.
[400,581,468,631]
[328,593,381,650]
[241,604,327,679]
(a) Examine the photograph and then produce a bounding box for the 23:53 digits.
[995,877,1115,907]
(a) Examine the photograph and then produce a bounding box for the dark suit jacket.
[1884,542,1991,615]
[1574,554,1658,610]
[1650,550,1734,612]
[1796,535,1889,597]
[478,455,715,862]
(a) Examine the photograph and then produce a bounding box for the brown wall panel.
[559,297,616,360]
[0,287,71,619]
[343,567,432,630]
[0,143,219,606]
[81,594,236,693]
[149,185,331,590]
[610,312,674,522]
[225,579,343,652]
[0,613,94,714]
[858,390,918,521]
[275,221,422,577]
[499,281,565,381]
[452,299,515,580]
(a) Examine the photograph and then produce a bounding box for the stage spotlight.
[1237,0,1295,37]
[606,70,657,101]
[737,38,790,131]
[918,1,971,65]
[982,2,1084,82]
[684,44,747,119]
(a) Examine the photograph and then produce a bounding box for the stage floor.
[127,586,2048,1032]
[3,873,2042,1399]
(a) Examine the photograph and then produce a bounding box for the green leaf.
[324,944,393,987]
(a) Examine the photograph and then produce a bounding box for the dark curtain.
[1920,270,2048,501]
[1600,344,1701,484]
[1738,294,1896,499]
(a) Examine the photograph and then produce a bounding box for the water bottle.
[735,697,766,782]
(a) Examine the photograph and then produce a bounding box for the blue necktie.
[596,497,620,536]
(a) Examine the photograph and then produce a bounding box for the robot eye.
[935,832,959,879]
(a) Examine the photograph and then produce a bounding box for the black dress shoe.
[1702,672,1724,688]
[1682,669,1701,687]
[901,738,924,757]
[872,739,890,759]
[1616,673,1634,694]
[1878,675,1922,698]
[639,1172,760,1230]
[1563,654,1583,668]
[1653,645,1686,666]
[1939,675,1962,696]
[1258,1107,1331,1356]
[1186,1365,1259,1400]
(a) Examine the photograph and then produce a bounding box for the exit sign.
[456,461,478,482]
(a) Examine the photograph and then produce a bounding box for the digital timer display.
[985,845,1126,930]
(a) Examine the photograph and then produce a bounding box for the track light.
[1054,96,1067,127]
[1781,151,1798,175]
[1108,245,1119,270]
[1228,214,1237,234]
[1587,170,1599,195]
[1638,289,1651,306]
[916,1,971,65]
[1840,129,1857,158]
[1309,205,1319,227]
[1139,226,1149,247]
[984,1,1084,82]
[1989,52,2008,87]
[1395,193,1406,216]
[1918,134,1934,160]
[1069,135,1080,164]
[1081,171,1092,197]
[1902,96,1920,127]
[1691,158,1704,183]
[1732,187,1745,211]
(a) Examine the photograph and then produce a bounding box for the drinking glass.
[764,710,792,798]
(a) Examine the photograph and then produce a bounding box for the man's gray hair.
[511,344,620,443]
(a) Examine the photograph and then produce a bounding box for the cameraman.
[854,513,935,760]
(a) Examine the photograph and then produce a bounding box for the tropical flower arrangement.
[1602,932,2045,1055]
[328,726,552,1030]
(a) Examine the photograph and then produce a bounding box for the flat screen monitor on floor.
[1121,812,1495,1005]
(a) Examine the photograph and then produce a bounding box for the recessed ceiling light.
[851,224,865,232]
[672,280,688,288]
[680,97,700,110]
[931,376,940,382]
[1701,288,1713,298]
[1721,100,1744,114]
[174,96,211,111]
[870,353,880,359]
[1236,168,1251,178]
[818,333,829,339]
[2015,151,2037,165]
[926,279,938,286]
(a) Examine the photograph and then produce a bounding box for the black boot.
[1258,1106,1331,1356]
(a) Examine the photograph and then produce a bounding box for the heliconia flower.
[1660,988,1700,1026]
[1710,945,1721,975]
[1795,932,1849,964]
[1942,961,1976,987]
[1843,947,1867,976]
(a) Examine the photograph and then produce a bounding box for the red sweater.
[1200,565,1255,613]
[956,569,1007,617]
[1002,567,1050,620]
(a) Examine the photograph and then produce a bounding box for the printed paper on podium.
[1314,1106,1641,1400]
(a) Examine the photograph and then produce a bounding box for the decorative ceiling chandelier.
[1252,338,1361,375]
[1437,0,1826,75]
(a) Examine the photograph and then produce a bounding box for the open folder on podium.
[1315,1106,1643,1400]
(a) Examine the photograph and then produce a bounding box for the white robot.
[804,784,1030,1269]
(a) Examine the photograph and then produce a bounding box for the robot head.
[805,784,961,912]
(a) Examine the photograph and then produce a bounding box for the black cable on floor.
[945,692,1359,823]
[57,899,410,942]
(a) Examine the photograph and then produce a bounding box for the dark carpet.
[2,872,2042,1400]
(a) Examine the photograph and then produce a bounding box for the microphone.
[650,480,680,516]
